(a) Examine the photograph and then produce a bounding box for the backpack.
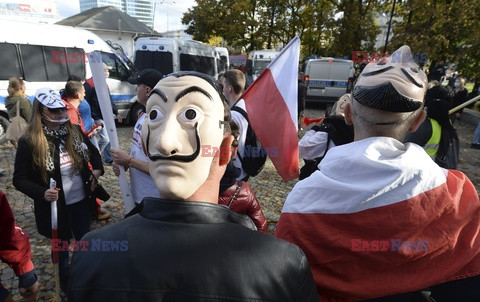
[5,100,28,147]
[231,106,267,177]
[435,126,459,169]
[299,116,354,180]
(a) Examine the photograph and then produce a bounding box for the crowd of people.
[1,44,480,301]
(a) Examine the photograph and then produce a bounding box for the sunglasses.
[46,107,67,114]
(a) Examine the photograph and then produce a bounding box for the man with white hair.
[276,46,480,301]
[69,71,319,302]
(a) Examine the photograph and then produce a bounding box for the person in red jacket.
[219,162,268,233]
[218,119,268,233]
[0,190,38,302]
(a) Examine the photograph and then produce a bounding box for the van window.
[20,45,48,81]
[308,62,330,78]
[253,60,271,73]
[245,59,252,74]
[219,55,228,72]
[65,47,86,79]
[329,62,352,81]
[134,50,174,75]
[44,46,69,81]
[180,54,215,76]
[102,52,129,81]
[0,43,21,80]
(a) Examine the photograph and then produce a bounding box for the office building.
[79,0,153,28]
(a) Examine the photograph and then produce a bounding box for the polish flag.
[275,138,480,301]
[243,36,300,181]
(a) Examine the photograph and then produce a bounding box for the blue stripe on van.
[308,80,348,88]
[112,94,135,102]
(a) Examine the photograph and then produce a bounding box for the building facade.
[79,0,153,28]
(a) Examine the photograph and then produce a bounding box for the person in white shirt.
[111,69,163,207]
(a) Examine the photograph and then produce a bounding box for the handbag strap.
[227,180,242,208]
[16,99,21,117]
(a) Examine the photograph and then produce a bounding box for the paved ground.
[1,115,479,301]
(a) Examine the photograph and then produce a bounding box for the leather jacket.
[219,180,268,233]
[69,198,319,302]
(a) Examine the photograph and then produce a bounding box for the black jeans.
[51,198,91,282]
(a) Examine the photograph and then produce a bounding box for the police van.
[245,50,279,87]
[304,58,354,103]
[133,37,220,78]
[0,19,136,138]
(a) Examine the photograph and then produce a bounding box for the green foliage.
[391,0,480,82]
[181,0,479,81]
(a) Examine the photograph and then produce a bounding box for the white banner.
[88,52,135,214]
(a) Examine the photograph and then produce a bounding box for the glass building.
[79,0,154,28]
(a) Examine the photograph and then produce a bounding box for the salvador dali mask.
[141,74,226,200]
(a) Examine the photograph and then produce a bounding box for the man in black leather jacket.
[68,71,319,302]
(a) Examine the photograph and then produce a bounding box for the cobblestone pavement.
[1,120,479,301]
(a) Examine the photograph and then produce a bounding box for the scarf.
[42,124,90,172]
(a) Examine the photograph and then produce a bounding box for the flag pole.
[50,178,61,301]
[448,95,480,115]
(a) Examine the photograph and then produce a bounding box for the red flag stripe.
[276,169,480,301]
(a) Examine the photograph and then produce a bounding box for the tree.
[328,0,381,58]
[391,0,480,82]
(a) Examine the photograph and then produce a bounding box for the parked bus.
[245,50,279,86]
[0,20,136,140]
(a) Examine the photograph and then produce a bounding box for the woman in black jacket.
[13,88,103,291]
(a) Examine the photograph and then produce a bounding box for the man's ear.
[344,102,353,125]
[219,135,234,166]
[408,109,426,132]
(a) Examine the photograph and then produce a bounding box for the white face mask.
[454,82,460,88]
[142,75,226,200]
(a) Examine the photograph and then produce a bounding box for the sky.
[57,0,196,33]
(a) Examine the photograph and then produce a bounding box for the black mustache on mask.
[146,122,200,162]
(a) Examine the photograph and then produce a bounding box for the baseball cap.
[35,88,65,109]
[353,45,428,112]
[128,69,163,89]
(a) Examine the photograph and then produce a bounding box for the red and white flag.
[243,36,300,181]
[275,138,480,301]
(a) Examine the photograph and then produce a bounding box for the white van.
[245,50,279,86]
[304,58,354,103]
[0,20,136,131]
[215,47,229,74]
[134,37,219,78]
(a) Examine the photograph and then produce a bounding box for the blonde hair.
[26,100,85,183]
[7,76,24,97]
